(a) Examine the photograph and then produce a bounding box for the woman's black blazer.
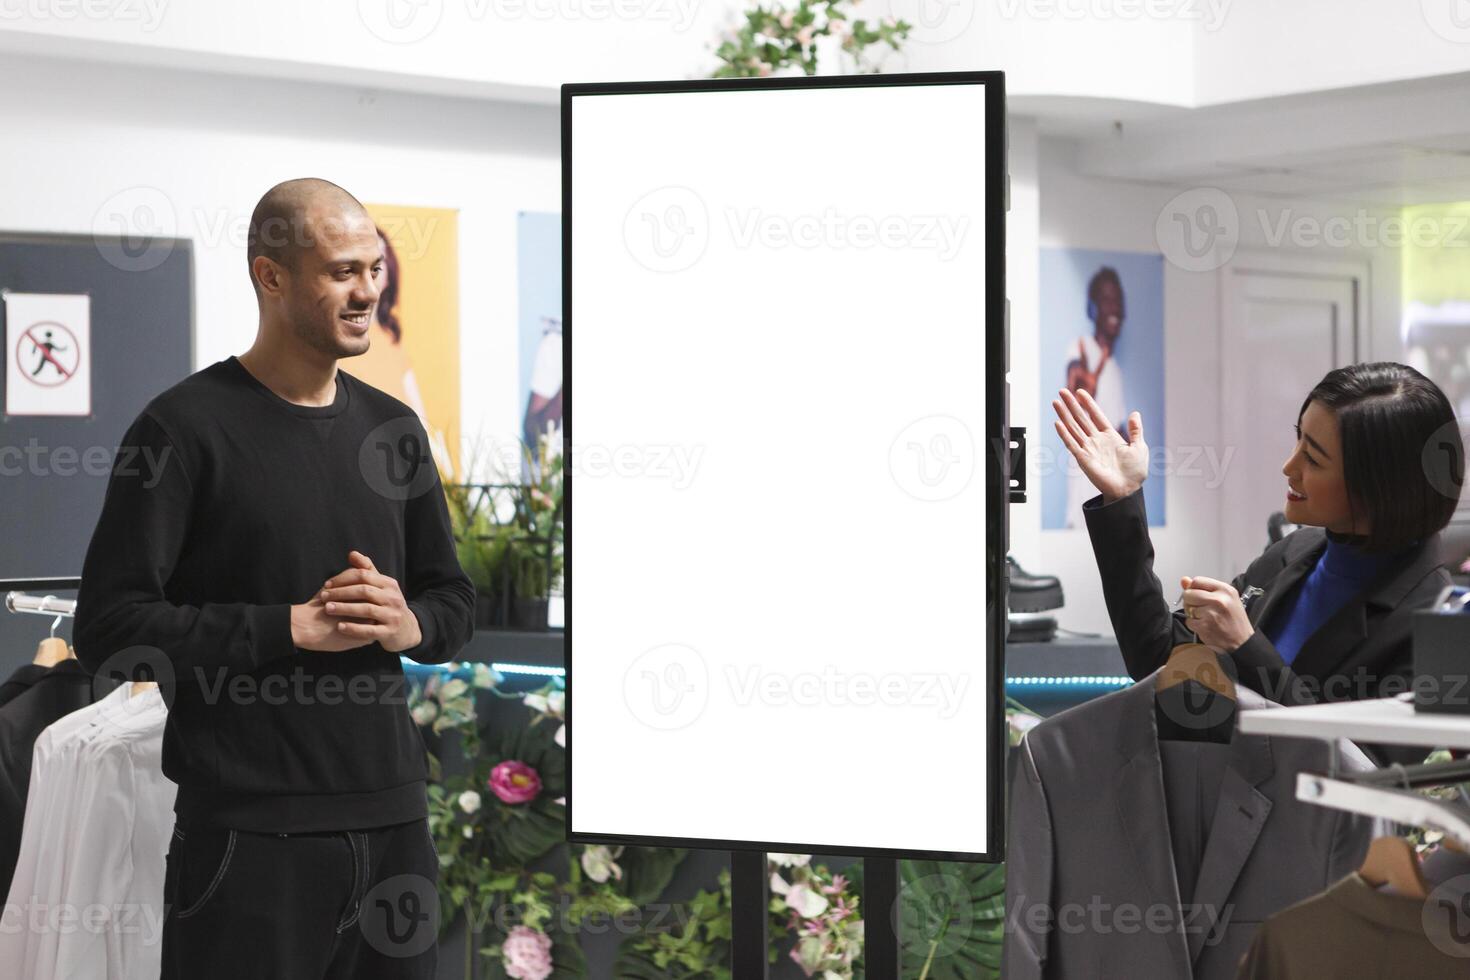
[1081,488,1450,763]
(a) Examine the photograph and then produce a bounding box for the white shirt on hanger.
[0,683,173,980]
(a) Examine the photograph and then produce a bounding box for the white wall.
[0,53,560,477]
[1027,135,1404,635]
[1193,0,1470,106]
[882,5,1197,106]
[7,0,1468,111]
[0,0,729,103]
[1006,117,1043,566]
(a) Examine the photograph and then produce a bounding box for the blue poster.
[517,211,562,480]
[1039,247,1166,529]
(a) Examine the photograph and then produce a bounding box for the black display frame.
[562,70,1009,864]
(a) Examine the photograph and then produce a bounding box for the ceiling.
[1049,72,1470,206]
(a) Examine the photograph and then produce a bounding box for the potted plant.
[504,426,563,630]
[446,480,516,629]
[446,426,564,631]
[710,0,910,78]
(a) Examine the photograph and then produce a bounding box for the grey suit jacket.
[1002,674,1380,980]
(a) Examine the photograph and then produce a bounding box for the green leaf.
[896,860,1006,980]
[619,847,688,907]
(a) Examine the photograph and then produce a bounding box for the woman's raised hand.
[1052,388,1149,503]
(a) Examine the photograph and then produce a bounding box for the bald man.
[75,178,473,979]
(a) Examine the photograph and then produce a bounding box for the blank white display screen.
[567,77,1000,860]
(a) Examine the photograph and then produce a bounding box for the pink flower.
[489,761,542,804]
[501,925,553,980]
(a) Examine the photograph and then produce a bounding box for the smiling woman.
[1054,361,1463,766]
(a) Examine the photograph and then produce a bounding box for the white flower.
[768,853,811,868]
[471,663,498,689]
[785,882,829,918]
[553,796,566,807]
[1008,712,1042,734]
[440,678,469,701]
[554,724,565,748]
[410,701,439,726]
[547,690,564,715]
[458,790,482,814]
[795,936,824,972]
[462,825,473,839]
[581,845,625,883]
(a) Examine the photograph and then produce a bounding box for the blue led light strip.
[401,660,1115,686]
[491,662,566,678]
[399,657,565,679]
[1005,676,1133,687]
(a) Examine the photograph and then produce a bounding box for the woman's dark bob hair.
[1300,361,1463,552]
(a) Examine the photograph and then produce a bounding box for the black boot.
[1007,555,1064,613]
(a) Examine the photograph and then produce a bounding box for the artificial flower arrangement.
[407,672,1031,978]
[709,0,911,78]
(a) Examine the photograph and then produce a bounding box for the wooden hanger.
[32,637,75,668]
[1156,643,1237,700]
[1358,836,1428,899]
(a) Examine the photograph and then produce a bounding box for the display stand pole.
[732,852,902,979]
[732,850,768,979]
[864,858,900,979]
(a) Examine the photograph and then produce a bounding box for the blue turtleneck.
[1263,533,1408,665]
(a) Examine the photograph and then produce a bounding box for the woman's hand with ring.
[1179,575,1255,652]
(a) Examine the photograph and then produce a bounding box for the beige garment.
[1236,872,1470,978]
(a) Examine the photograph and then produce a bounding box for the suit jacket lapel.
[1185,734,1274,965]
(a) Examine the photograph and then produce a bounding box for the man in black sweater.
[74,178,474,979]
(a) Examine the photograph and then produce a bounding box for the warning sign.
[5,293,91,417]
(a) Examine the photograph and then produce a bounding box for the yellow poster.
[356,203,460,478]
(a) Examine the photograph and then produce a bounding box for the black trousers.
[160,816,440,979]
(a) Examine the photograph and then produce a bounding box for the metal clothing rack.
[2,579,557,683]
[1296,769,1470,847]
[1240,694,1470,847]
[3,577,81,627]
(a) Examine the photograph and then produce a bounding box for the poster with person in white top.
[1040,248,1166,529]
[518,211,563,484]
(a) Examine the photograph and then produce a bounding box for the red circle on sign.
[16,321,80,388]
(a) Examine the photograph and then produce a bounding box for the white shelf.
[1238,693,1470,750]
